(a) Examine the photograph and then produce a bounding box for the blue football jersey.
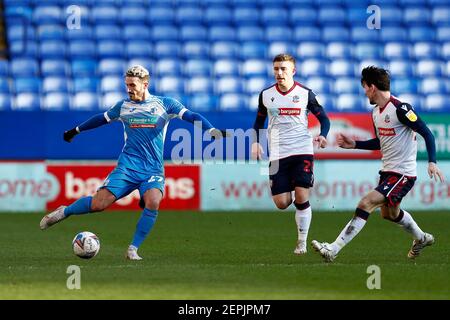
[105,95,186,175]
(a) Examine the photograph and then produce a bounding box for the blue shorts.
[99,166,165,201]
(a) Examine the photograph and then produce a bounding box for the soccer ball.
[72,231,100,259]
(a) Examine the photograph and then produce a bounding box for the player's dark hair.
[361,66,390,91]
[273,53,296,66]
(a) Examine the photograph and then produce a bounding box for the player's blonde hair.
[125,65,150,82]
[273,54,296,66]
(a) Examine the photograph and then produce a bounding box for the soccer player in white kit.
[252,54,330,255]
[312,66,445,262]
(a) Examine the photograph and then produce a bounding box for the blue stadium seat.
[397,94,422,111]
[261,7,288,26]
[432,8,450,27]
[409,27,436,42]
[40,40,66,59]
[219,93,247,111]
[98,59,127,76]
[69,40,96,59]
[437,27,450,42]
[0,61,8,77]
[328,60,355,77]
[322,27,350,42]
[441,42,450,60]
[419,78,448,94]
[215,77,243,94]
[94,24,122,41]
[241,42,267,59]
[423,94,449,112]
[209,26,236,41]
[73,77,99,93]
[188,94,218,112]
[415,60,443,77]
[237,26,264,41]
[176,6,203,25]
[391,78,418,94]
[269,42,296,58]
[413,42,440,59]
[119,6,147,25]
[33,5,62,24]
[7,25,36,42]
[326,42,353,59]
[0,78,11,93]
[384,42,411,60]
[66,25,93,41]
[299,59,327,77]
[214,60,240,77]
[147,6,176,25]
[204,6,233,25]
[71,92,99,110]
[347,7,370,26]
[5,5,33,20]
[403,7,431,25]
[265,26,293,42]
[42,92,70,111]
[13,93,40,110]
[97,40,125,58]
[151,25,179,41]
[289,8,317,26]
[156,76,185,94]
[155,59,182,76]
[184,60,212,77]
[211,41,239,59]
[446,61,450,78]
[247,93,260,111]
[126,41,153,59]
[42,77,69,93]
[380,27,408,42]
[100,76,123,93]
[182,41,209,59]
[71,59,97,76]
[245,77,270,94]
[241,59,267,77]
[123,25,151,41]
[41,59,69,77]
[316,93,336,112]
[233,7,260,26]
[354,42,383,59]
[381,6,403,26]
[351,27,380,42]
[11,58,39,77]
[154,41,181,58]
[10,40,38,58]
[91,6,118,24]
[101,92,129,110]
[334,77,361,94]
[336,94,365,112]
[388,60,414,77]
[0,93,12,110]
[127,59,154,74]
[180,25,208,42]
[185,77,213,94]
[297,42,325,59]
[304,77,333,94]
[294,26,321,42]
[318,7,346,26]
[37,24,65,41]
[359,59,388,73]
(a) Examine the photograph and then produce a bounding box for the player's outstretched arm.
[63,113,108,142]
[181,109,229,139]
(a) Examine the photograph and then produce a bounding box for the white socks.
[394,209,425,240]
[332,208,370,253]
[294,202,312,243]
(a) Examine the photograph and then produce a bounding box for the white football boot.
[39,205,67,230]
[294,240,307,255]
[126,246,143,260]
[311,240,337,262]
[407,233,435,259]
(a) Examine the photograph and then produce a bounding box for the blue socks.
[131,208,158,248]
[64,196,93,217]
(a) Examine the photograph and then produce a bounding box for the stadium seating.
[1,0,449,112]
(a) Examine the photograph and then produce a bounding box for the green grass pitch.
[1,210,449,299]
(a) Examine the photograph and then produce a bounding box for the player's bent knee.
[274,200,291,210]
[144,198,161,211]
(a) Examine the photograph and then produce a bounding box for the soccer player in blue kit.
[40,65,227,260]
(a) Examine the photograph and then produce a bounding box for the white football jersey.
[258,82,323,161]
[372,96,418,176]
